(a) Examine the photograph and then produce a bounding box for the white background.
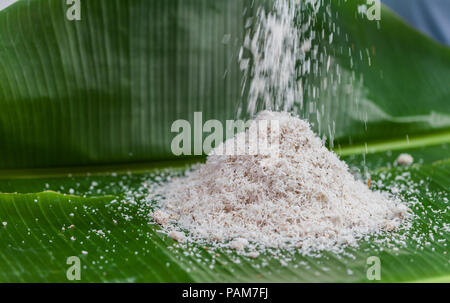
[0,0,18,11]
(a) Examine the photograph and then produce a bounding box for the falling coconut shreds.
[153,111,411,253]
[396,153,414,166]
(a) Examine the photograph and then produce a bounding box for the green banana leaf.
[0,147,449,283]
[0,0,449,282]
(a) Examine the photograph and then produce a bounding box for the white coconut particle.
[152,209,170,226]
[247,251,260,259]
[396,153,414,166]
[230,238,249,251]
[168,231,186,243]
[154,111,410,253]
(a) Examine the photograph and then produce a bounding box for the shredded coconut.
[153,111,410,253]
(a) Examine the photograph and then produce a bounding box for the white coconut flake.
[168,231,186,243]
[153,111,411,254]
[230,238,249,251]
[396,153,414,166]
[152,209,170,226]
[247,251,260,259]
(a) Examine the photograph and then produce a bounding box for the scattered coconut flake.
[152,209,170,226]
[168,231,186,243]
[247,251,260,259]
[230,238,249,251]
[396,153,414,166]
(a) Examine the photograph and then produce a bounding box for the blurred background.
[1,0,448,43]
[0,0,16,11]
[0,0,449,168]
[382,0,450,45]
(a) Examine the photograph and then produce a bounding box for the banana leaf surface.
[0,0,448,282]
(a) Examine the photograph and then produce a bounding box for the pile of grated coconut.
[152,111,410,253]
